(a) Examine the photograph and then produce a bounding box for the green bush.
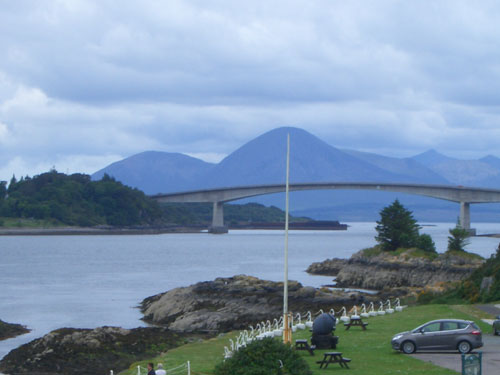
[416,233,437,253]
[447,225,470,252]
[420,243,498,304]
[214,337,312,375]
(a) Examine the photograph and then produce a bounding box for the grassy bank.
[0,217,62,228]
[120,304,491,375]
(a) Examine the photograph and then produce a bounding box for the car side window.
[442,322,459,331]
[457,322,468,329]
[422,322,441,333]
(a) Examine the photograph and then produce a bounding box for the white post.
[137,365,141,375]
[187,361,191,375]
[283,133,292,344]
[110,371,114,375]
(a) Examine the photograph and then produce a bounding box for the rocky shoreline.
[0,326,206,375]
[7,259,473,374]
[1,275,371,374]
[307,248,483,291]
[0,320,30,341]
[140,275,373,333]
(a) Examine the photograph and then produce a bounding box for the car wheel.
[458,341,471,354]
[402,341,416,354]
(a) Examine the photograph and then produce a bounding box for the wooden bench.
[316,352,351,369]
[344,317,368,330]
[295,339,315,355]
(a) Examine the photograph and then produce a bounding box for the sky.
[1,0,500,181]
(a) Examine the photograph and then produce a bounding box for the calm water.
[1,222,499,359]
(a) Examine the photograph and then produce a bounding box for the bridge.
[151,182,500,233]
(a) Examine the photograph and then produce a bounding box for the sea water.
[0,222,499,359]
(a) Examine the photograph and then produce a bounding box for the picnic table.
[316,351,351,369]
[344,316,368,330]
[295,339,315,355]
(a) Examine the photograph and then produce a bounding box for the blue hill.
[92,151,214,195]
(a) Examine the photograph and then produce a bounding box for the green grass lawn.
[120,304,490,375]
[0,217,62,228]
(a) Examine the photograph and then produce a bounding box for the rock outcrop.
[307,249,483,290]
[141,275,368,332]
[0,319,29,341]
[0,326,199,375]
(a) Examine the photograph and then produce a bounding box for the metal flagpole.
[283,133,292,344]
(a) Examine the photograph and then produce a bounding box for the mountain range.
[92,127,500,222]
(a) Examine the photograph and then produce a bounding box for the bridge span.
[151,182,500,233]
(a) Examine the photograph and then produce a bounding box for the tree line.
[0,171,307,228]
[0,171,164,227]
[375,199,471,254]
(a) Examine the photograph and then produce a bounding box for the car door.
[434,321,461,349]
[414,322,441,349]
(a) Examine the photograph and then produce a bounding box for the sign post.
[462,352,482,375]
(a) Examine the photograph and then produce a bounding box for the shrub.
[447,225,470,252]
[214,337,312,375]
[416,233,437,253]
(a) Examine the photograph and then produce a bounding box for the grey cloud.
[1,0,500,180]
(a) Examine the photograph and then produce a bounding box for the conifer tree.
[375,199,420,251]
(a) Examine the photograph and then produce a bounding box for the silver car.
[391,319,483,354]
[494,315,500,335]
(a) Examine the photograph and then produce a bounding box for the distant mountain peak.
[412,149,454,166]
[91,150,214,194]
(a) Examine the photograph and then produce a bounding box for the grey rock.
[141,275,366,332]
[307,249,483,290]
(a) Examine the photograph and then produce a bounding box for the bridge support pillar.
[459,202,476,236]
[209,201,228,234]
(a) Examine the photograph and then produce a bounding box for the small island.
[307,200,485,296]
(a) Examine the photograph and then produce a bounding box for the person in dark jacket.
[147,363,155,375]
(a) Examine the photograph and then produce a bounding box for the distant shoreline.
[0,221,348,235]
[477,233,500,238]
[230,220,348,230]
[0,226,204,236]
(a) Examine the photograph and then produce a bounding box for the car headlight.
[393,334,403,340]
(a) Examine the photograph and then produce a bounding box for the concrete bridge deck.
[151,182,500,233]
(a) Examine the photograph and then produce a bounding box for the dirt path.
[476,304,500,316]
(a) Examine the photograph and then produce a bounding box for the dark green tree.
[7,175,17,193]
[375,199,420,251]
[214,337,311,375]
[447,225,470,252]
[0,181,6,200]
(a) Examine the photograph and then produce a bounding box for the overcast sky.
[1,0,500,181]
